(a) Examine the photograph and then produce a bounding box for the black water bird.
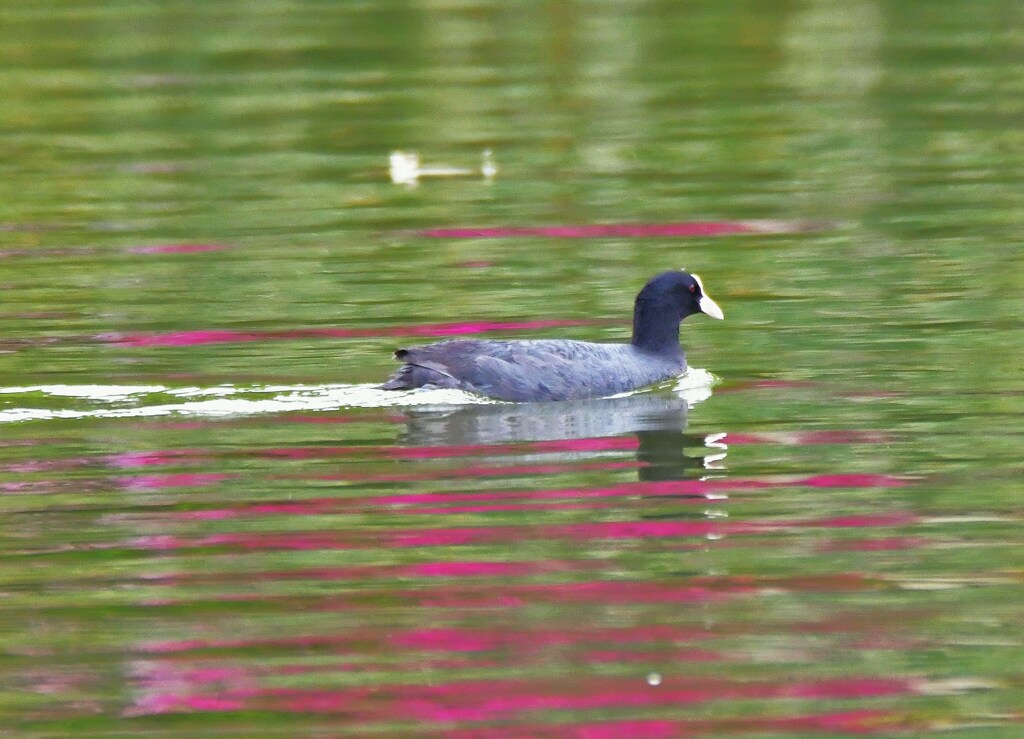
[381,270,723,402]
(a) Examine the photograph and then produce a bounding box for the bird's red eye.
[688,284,696,293]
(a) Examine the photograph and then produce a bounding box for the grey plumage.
[381,270,723,402]
[381,339,685,402]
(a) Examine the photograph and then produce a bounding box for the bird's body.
[382,338,685,402]
[381,270,723,402]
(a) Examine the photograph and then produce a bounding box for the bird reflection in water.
[396,390,726,484]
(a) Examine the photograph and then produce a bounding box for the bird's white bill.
[689,273,725,320]
[699,294,724,320]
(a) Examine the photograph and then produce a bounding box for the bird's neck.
[631,299,682,355]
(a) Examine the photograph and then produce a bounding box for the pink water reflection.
[142,622,713,658]
[446,709,911,736]
[108,449,209,468]
[132,576,748,611]
[118,472,233,491]
[280,459,641,484]
[133,506,915,555]
[173,472,907,521]
[127,671,912,725]
[258,436,635,461]
[140,559,593,590]
[103,319,596,348]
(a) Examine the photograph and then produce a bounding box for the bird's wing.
[388,339,644,401]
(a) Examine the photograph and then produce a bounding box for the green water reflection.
[1,0,1023,734]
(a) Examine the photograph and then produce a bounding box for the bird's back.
[381,339,685,402]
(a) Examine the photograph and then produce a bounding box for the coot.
[381,270,723,402]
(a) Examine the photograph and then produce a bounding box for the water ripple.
[0,369,716,423]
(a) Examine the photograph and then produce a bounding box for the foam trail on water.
[0,369,716,424]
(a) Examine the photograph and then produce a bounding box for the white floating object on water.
[389,151,421,186]
[389,149,497,186]
[480,149,497,180]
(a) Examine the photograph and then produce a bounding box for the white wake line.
[0,384,491,423]
[0,369,716,423]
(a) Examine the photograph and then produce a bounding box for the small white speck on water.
[646,672,662,686]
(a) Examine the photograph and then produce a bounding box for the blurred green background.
[1,0,1023,734]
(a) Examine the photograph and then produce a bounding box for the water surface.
[1,0,1023,735]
